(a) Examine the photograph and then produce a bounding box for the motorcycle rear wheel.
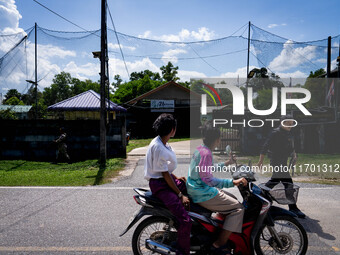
[132,216,178,255]
[255,215,308,255]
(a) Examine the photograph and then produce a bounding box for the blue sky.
[0,0,339,93]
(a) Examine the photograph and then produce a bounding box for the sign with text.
[151,100,175,112]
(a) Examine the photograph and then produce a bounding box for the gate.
[217,127,241,153]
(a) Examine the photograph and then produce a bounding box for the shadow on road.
[302,216,336,241]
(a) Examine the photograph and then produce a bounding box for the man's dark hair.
[201,121,220,148]
[153,113,177,137]
[280,115,293,122]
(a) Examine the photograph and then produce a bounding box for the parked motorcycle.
[120,149,308,255]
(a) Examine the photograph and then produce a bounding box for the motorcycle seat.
[143,191,167,207]
[189,202,212,217]
[140,190,212,217]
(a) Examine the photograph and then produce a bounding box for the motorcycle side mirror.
[248,159,252,168]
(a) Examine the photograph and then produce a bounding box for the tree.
[29,99,47,119]
[0,109,17,120]
[111,75,164,104]
[43,72,73,106]
[303,69,327,108]
[112,74,123,90]
[130,70,161,81]
[4,96,24,105]
[21,86,39,105]
[160,62,179,82]
[3,89,22,103]
[308,68,326,78]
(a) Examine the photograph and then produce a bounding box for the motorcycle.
[120,148,308,255]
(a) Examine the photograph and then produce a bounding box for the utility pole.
[35,22,38,119]
[327,36,331,77]
[246,21,251,88]
[100,0,108,165]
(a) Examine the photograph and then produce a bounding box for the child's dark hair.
[153,113,177,137]
[201,121,220,148]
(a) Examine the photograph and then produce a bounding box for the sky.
[0,0,339,94]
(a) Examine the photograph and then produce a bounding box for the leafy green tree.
[160,62,179,82]
[303,71,327,108]
[0,109,18,120]
[29,98,47,119]
[112,74,123,90]
[71,78,100,95]
[21,86,39,105]
[3,89,22,103]
[43,72,73,106]
[111,75,164,104]
[130,70,161,81]
[4,96,24,105]
[308,68,326,78]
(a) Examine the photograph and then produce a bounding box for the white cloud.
[316,58,327,63]
[221,66,258,78]
[0,0,26,54]
[178,70,207,82]
[268,40,317,72]
[276,70,308,78]
[268,24,278,29]
[38,44,76,59]
[0,0,23,34]
[268,23,287,29]
[109,57,159,80]
[108,43,136,51]
[161,48,187,64]
[108,56,207,82]
[138,27,215,42]
[63,61,99,80]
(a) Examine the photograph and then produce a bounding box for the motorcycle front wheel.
[255,215,308,255]
[132,216,178,255]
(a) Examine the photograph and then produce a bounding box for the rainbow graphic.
[201,83,223,106]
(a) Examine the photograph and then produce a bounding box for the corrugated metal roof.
[0,105,32,113]
[47,90,126,112]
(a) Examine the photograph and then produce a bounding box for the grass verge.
[242,154,340,185]
[126,137,190,153]
[0,158,125,186]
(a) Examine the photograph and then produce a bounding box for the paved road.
[0,142,339,254]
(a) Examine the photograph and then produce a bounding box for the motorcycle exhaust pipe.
[145,239,174,254]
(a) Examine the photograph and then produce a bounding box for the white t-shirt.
[144,136,177,181]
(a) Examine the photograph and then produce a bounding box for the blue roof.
[0,105,32,113]
[47,90,126,112]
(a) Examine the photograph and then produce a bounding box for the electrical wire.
[189,44,221,73]
[32,0,98,35]
[107,2,129,78]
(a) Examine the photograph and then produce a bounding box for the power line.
[108,48,247,60]
[250,51,275,74]
[32,0,95,34]
[106,2,130,78]
[189,44,221,73]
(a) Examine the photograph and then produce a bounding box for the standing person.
[54,127,70,163]
[187,121,247,255]
[257,115,306,218]
[144,113,191,255]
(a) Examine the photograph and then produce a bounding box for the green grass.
[126,137,190,153]
[0,158,125,186]
[244,154,340,180]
